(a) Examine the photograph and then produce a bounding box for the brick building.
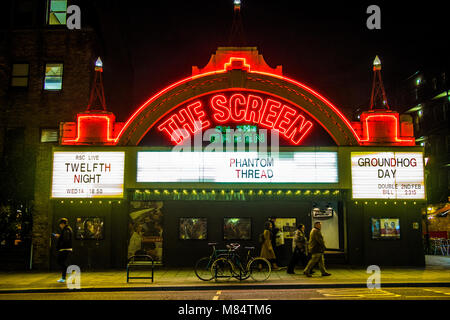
[0,0,102,269]
[399,66,450,205]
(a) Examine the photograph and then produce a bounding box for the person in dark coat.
[303,221,331,277]
[287,224,309,274]
[268,217,283,267]
[54,218,73,283]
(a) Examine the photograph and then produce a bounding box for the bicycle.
[211,243,271,282]
[194,242,229,281]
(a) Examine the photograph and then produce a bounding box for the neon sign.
[351,152,425,199]
[137,151,338,183]
[156,92,313,145]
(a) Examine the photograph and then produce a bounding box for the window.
[40,128,59,143]
[11,63,29,87]
[46,0,67,25]
[44,63,63,90]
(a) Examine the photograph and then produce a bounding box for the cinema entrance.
[128,189,345,267]
[46,47,426,269]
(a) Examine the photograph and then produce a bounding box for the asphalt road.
[1,287,450,300]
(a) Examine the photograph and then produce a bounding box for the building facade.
[0,0,102,269]
[43,47,426,270]
[1,2,428,271]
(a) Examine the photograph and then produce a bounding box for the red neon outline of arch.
[114,57,361,145]
[359,114,415,144]
[65,114,115,144]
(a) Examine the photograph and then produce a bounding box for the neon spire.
[370,55,390,110]
[229,0,246,46]
[87,57,107,111]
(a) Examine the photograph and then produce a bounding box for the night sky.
[93,0,449,121]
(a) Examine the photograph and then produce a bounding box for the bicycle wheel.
[210,257,233,282]
[248,257,271,281]
[194,257,214,281]
[231,261,251,281]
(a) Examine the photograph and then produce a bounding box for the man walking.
[303,221,331,277]
[54,218,73,283]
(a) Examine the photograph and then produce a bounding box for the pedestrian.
[54,218,73,283]
[260,221,279,270]
[303,221,331,277]
[286,224,310,274]
[268,217,283,267]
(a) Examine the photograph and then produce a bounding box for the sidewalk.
[0,256,449,293]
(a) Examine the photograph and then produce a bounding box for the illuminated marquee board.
[52,152,125,198]
[156,91,314,145]
[137,151,338,183]
[351,152,425,199]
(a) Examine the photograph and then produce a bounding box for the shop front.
[45,47,426,269]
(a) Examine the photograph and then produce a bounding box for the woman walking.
[260,221,279,270]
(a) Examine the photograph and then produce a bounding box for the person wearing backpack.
[287,224,309,274]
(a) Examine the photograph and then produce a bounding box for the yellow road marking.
[213,290,222,300]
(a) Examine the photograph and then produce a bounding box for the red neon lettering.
[229,93,247,122]
[273,105,297,135]
[188,101,210,130]
[173,108,197,135]
[211,95,230,123]
[285,114,313,145]
[260,99,282,129]
[158,92,314,145]
[157,117,183,143]
[245,95,263,123]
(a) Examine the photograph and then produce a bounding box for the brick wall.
[0,27,100,269]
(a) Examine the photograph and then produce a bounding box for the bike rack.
[126,254,154,283]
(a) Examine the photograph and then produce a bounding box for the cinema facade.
[42,47,426,270]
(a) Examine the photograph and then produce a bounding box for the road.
[1,287,450,300]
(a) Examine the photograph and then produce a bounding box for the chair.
[126,255,154,283]
[433,239,447,256]
[444,239,450,256]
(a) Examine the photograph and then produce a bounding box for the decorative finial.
[373,55,381,70]
[95,57,103,72]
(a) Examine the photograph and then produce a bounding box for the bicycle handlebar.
[226,243,241,251]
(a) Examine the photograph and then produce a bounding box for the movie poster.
[371,218,400,239]
[179,218,207,240]
[75,217,104,240]
[223,218,251,240]
[128,201,164,263]
[274,218,297,239]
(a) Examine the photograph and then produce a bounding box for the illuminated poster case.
[351,152,425,199]
[137,151,338,183]
[52,151,125,198]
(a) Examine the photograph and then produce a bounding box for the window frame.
[46,0,68,26]
[43,62,64,92]
[10,62,30,89]
[40,127,59,143]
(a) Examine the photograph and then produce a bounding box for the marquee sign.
[351,152,425,199]
[52,151,125,198]
[156,91,314,146]
[137,151,338,183]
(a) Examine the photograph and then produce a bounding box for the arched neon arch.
[114,57,361,146]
